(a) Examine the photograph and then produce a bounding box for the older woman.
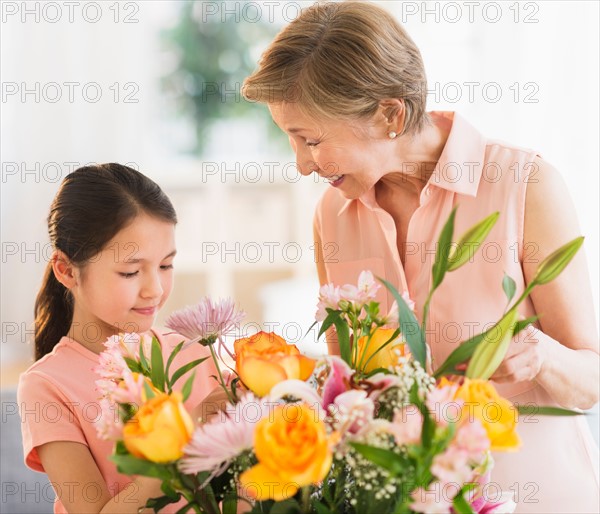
[242,2,599,512]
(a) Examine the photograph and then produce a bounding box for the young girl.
[18,163,219,513]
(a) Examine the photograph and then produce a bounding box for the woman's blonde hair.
[242,1,430,136]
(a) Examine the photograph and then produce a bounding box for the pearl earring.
[388,131,397,139]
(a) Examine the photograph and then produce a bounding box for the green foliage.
[531,236,584,285]
[161,1,287,154]
[151,337,166,391]
[380,278,426,368]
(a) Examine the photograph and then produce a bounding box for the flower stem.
[301,486,311,512]
[209,343,235,404]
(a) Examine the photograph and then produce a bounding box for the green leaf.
[192,481,221,514]
[222,492,238,514]
[513,316,540,335]
[270,499,302,514]
[350,442,405,475]
[139,340,150,374]
[332,315,351,366]
[304,320,319,339]
[146,490,181,510]
[143,381,156,400]
[314,503,335,514]
[160,480,181,500]
[502,273,517,304]
[447,212,499,272]
[110,454,172,480]
[379,277,426,368]
[176,503,198,514]
[532,236,584,285]
[431,207,457,289]
[433,330,489,378]
[123,356,143,374]
[364,366,393,378]
[408,382,434,449]
[466,308,518,380]
[181,370,196,402]
[165,341,185,385]
[317,309,339,339]
[170,358,209,386]
[150,337,166,392]
[318,310,351,365]
[452,491,475,514]
[517,404,585,416]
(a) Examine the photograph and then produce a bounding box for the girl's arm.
[491,156,600,409]
[38,441,163,513]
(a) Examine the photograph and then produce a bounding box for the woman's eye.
[160,264,174,271]
[119,271,139,278]
[305,141,320,147]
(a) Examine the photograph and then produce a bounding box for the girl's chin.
[117,318,154,334]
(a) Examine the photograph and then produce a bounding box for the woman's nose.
[294,144,317,177]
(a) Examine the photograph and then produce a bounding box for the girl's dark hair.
[34,163,177,360]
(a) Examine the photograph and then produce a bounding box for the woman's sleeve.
[17,371,86,472]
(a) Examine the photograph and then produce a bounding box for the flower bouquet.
[95,208,583,513]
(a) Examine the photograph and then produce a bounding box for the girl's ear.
[52,250,78,289]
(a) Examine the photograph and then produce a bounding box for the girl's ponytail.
[33,163,177,360]
[34,262,74,360]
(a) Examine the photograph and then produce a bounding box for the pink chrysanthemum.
[179,393,276,479]
[165,297,245,348]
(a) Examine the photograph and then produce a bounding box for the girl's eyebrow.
[123,249,177,264]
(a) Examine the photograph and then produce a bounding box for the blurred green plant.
[161,1,288,154]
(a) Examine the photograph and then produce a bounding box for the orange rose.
[123,392,193,462]
[356,328,407,373]
[239,403,332,501]
[455,378,521,452]
[234,331,316,397]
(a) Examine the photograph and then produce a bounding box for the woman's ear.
[379,98,406,136]
[52,250,77,289]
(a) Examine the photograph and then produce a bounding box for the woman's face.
[268,102,397,200]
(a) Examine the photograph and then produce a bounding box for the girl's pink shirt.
[314,111,599,512]
[17,328,219,513]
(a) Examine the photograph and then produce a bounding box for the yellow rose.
[455,378,521,452]
[234,331,316,397]
[123,392,193,462]
[356,328,407,373]
[239,403,332,501]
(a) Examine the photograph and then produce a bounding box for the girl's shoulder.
[18,337,99,406]
[20,336,97,378]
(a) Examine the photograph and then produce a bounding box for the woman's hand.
[491,325,548,383]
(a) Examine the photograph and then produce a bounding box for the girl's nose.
[141,272,163,299]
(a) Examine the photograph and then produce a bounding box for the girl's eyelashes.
[119,264,173,278]
[119,271,139,278]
